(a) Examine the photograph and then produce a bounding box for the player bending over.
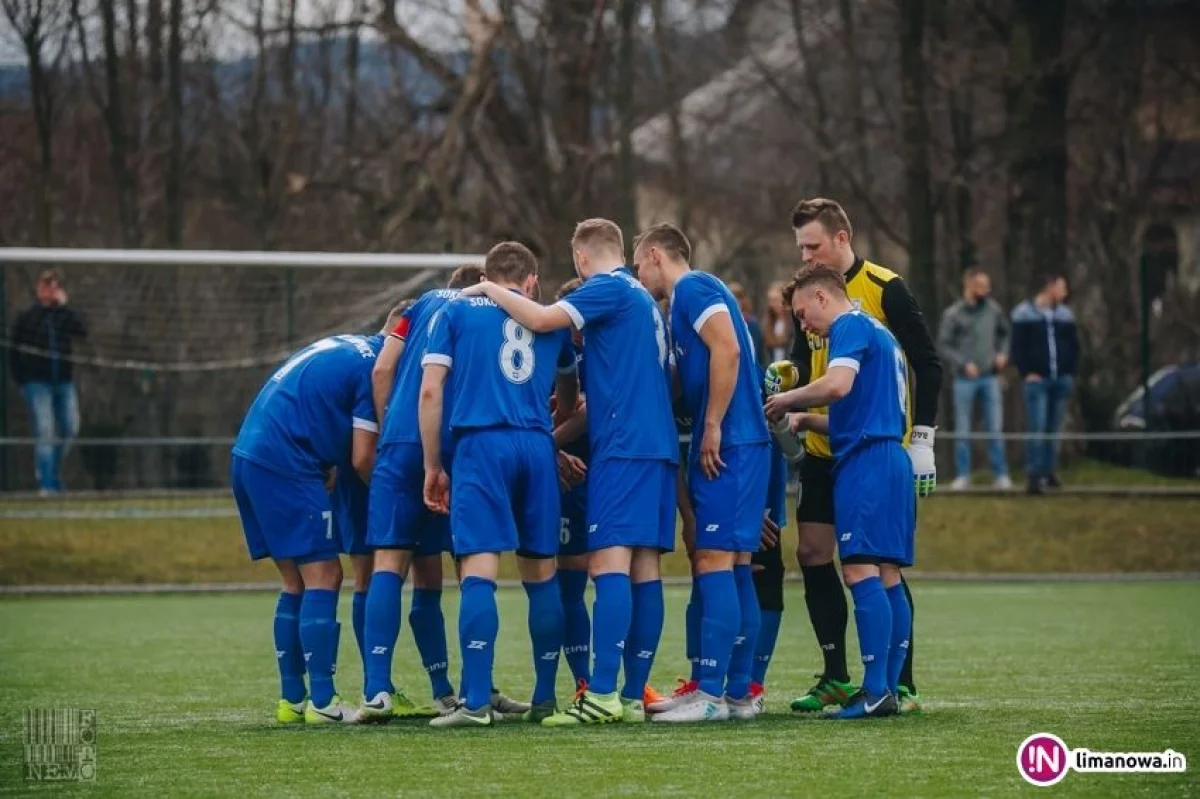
[231,317,395,724]
[461,219,678,726]
[420,242,580,727]
[355,265,488,723]
[634,224,768,723]
[766,264,915,719]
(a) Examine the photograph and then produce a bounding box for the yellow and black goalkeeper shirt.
[789,257,942,460]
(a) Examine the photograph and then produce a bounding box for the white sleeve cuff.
[693,303,730,334]
[555,300,586,330]
[352,417,379,433]
[828,357,860,373]
[422,353,452,369]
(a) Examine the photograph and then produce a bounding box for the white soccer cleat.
[651,690,729,723]
[647,679,698,714]
[725,694,759,721]
[354,691,394,724]
[304,695,356,724]
[994,475,1014,490]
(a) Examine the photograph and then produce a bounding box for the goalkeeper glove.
[908,426,937,498]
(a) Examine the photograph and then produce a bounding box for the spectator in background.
[1010,274,1078,494]
[9,269,87,494]
[728,281,767,367]
[938,267,1012,490]
[762,281,792,364]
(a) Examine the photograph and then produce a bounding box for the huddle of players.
[230,197,942,726]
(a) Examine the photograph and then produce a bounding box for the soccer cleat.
[898,685,923,715]
[643,684,665,707]
[353,691,394,724]
[521,700,557,723]
[749,682,766,715]
[304,695,355,724]
[433,695,459,717]
[725,694,759,721]
[572,678,589,702]
[429,703,493,728]
[790,675,857,713]
[647,678,698,714]
[651,690,729,723]
[620,697,646,723]
[276,698,306,724]
[391,689,438,719]
[541,690,623,726]
[490,689,530,717]
[826,691,898,720]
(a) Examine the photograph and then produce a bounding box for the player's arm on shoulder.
[467,280,573,332]
[881,276,942,428]
[372,334,406,423]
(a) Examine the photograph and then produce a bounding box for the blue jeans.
[1022,376,1073,479]
[21,382,81,492]
[953,376,1008,480]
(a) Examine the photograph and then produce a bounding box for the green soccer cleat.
[276,698,306,724]
[521,700,557,723]
[620,697,646,723]
[429,703,493,728]
[391,689,438,719]
[898,685,923,715]
[790,675,857,713]
[542,690,623,727]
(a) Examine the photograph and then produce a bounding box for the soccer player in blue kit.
[354,265,486,724]
[232,319,395,724]
[419,242,581,728]
[765,264,916,718]
[460,219,677,726]
[633,223,769,723]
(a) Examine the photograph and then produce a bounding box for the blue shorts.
[587,457,677,553]
[766,442,789,525]
[559,481,589,557]
[231,455,339,565]
[688,443,770,552]
[333,471,371,556]
[451,429,560,558]
[833,440,915,566]
[367,443,452,558]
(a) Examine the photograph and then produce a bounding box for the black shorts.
[797,454,835,526]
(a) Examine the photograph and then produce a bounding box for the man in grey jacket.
[937,268,1012,489]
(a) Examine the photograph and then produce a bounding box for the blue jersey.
[670,271,769,448]
[826,310,908,459]
[424,293,576,433]
[234,333,382,477]
[379,289,461,448]
[555,267,677,463]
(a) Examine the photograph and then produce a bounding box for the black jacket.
[9,303,87,385]
[1009,300,1079,379]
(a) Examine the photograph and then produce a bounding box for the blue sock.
[589,573,632,696]
[621,580,664,701]
[299,588,340,708]
[524,576,565,705]
[558,569,591,684]
[726,565,761,700]
[409,588,453,700]
[686,578,702,682]
[752,610,783,686]
[697,570,739,698]
[459,576,498,712]
[273,592,306,703]
[352,590,367,692]
[363,571,403,700]
[849,577,892,698]
[886,583,912,697]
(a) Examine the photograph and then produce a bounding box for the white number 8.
[500,318,536,384]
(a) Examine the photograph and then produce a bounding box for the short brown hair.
[572,218,625,259]
[37,268,63,285]
[484,241,539,284]
[633,223,691,263]
[447,264,484,289]
[781,263,847,305]
[556,277,583,301]
[791,197,853,239]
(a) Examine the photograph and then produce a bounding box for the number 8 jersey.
[554,267,678,464]
[424,293,576,433]
[826,310,907,461]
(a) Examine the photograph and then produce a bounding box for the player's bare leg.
[355,548,413,723]
[518,555,564,722]
[432,553,499,728]
[272,560,307,723]
[297,557,355,723]
[791,521,856,712]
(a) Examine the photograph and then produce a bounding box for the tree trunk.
[165,0,183,246]
[615,0,640,241]
[650,0,690,230]
[899,0,938,317]
[98,0,142,247]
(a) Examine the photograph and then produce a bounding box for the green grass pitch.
[1,582,1198,797]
